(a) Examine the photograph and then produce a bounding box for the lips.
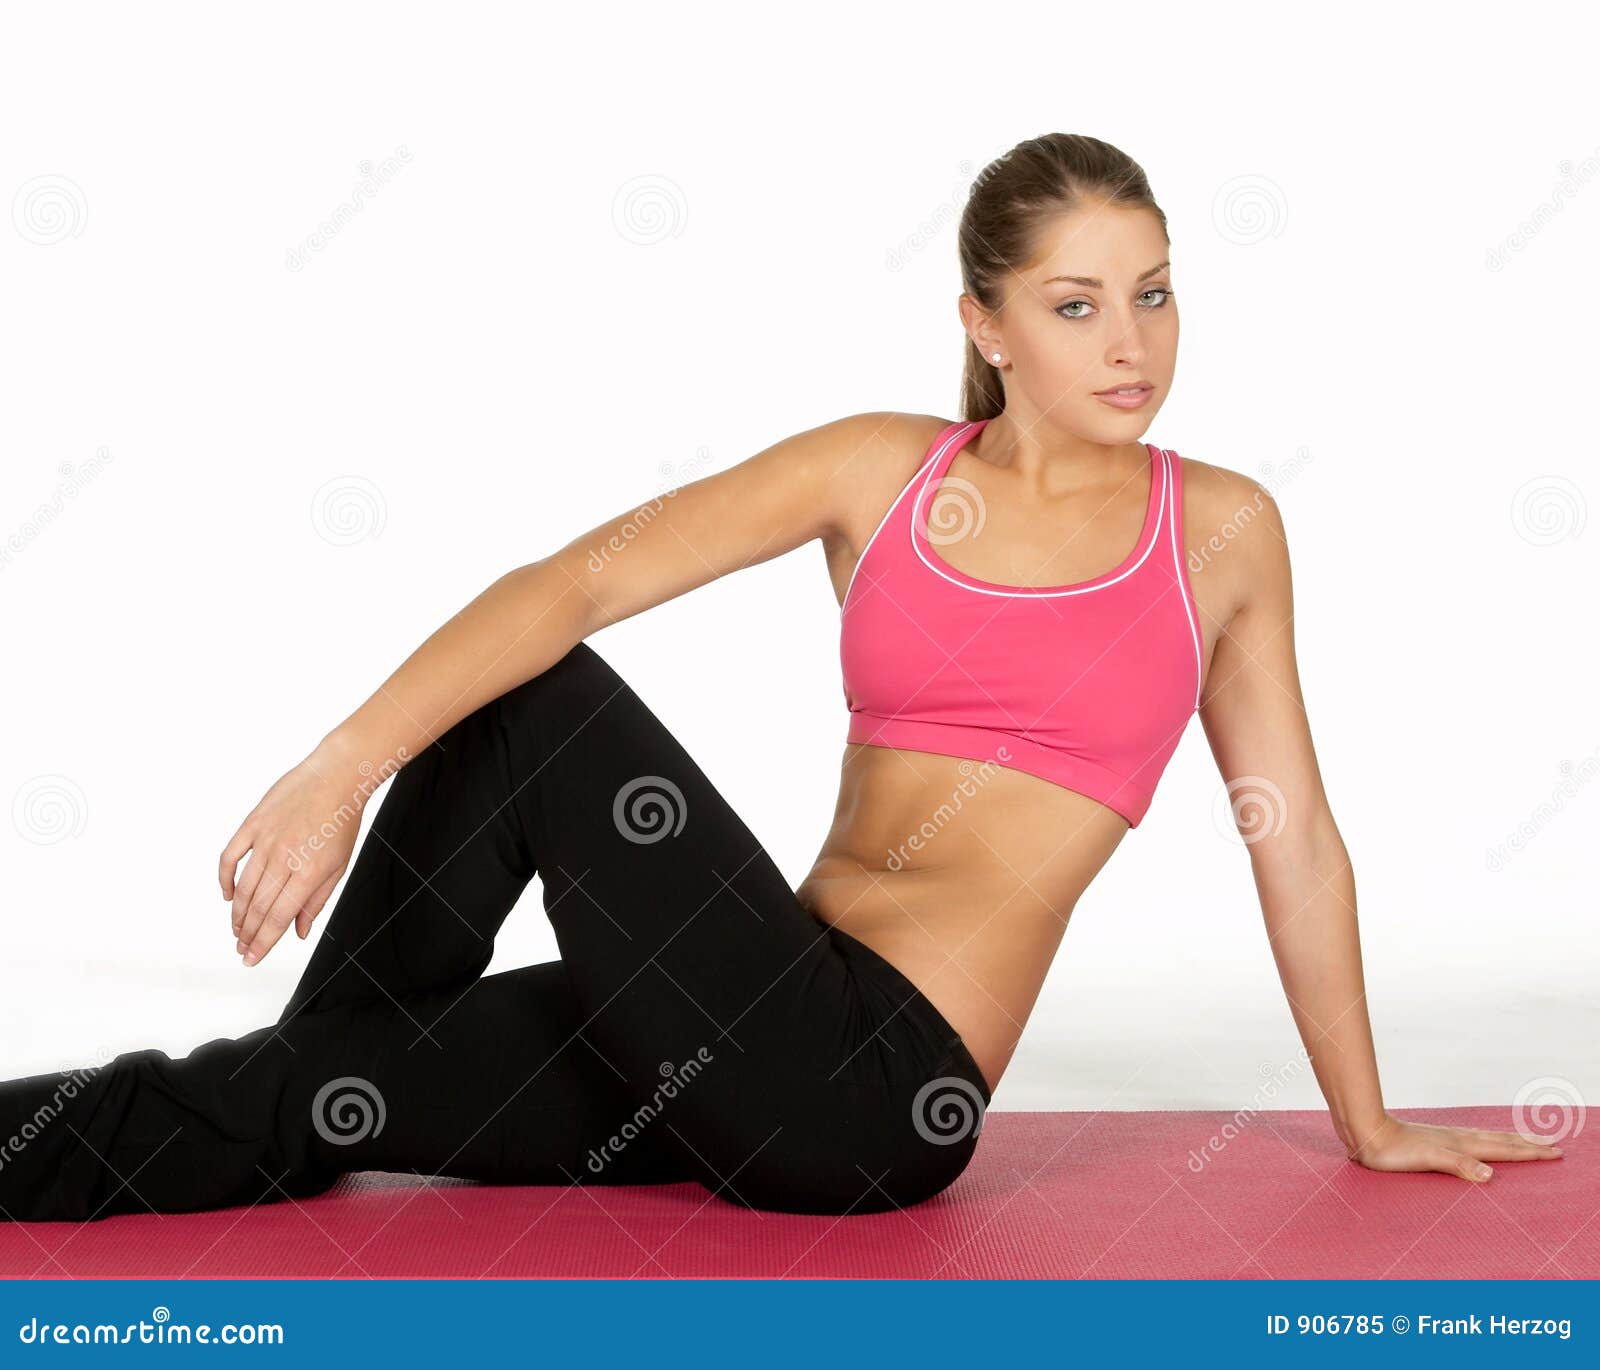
[1092,383,1155,411]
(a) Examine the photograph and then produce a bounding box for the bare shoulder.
[1172,449,1291,621]
[819,411,953,547]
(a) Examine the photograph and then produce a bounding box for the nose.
[1103,311,1149,371]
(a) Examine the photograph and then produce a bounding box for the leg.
[3,643,694,1223]
[2,643,981,1221]
[0,958,694,1223]
[483,644,984,1213]
[281,641,983,1212]
[278,641,912,1208]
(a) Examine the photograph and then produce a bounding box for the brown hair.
[957,133,1168,421]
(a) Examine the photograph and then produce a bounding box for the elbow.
[1247,805,1347,878]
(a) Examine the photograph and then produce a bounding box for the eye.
[1054,287,1174,321]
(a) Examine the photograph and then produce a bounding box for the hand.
[1346,1112,1564,1182]
[218,738,378,966]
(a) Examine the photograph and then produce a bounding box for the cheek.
[1018,319,1099,374]
[1148,311,1180,374]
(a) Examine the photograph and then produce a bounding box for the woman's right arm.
[220,410,916,963]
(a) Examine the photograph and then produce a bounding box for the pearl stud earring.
[990,352,1002,363]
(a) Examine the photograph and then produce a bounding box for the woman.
[0,133,1561,1225]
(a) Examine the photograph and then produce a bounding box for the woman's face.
[967,200,1177,442]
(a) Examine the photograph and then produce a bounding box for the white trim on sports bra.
[910,423,1169,599]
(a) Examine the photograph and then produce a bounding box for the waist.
[845,713,1153,827]
[799,745,1132,1093]
[819,921,992,1105]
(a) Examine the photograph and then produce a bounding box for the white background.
[2,0,1594,1119]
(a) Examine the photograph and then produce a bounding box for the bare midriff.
[793,741,1134,1096]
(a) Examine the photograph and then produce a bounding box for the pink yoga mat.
[2,1107,1587,1280]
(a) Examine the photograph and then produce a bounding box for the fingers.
[238,895,294,965]
[296,870,342,940]
[232,847,286,942]
[230,853,269,939]
[235,855,294,958]
[1435,1149,1494,1182]
[218,823,255,901]
[1459,1129,1565,1162]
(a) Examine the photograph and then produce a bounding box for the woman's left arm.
[1193,473,1562,1184]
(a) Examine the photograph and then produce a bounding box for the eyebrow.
[1041,260,1171,288]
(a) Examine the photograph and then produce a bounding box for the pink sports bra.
[839,418,1204,828]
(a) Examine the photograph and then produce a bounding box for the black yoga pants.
[0,641,990,1222]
